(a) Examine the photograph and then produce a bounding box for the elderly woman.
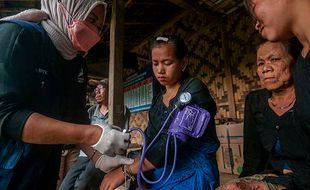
[218,39,310,190]
[0,1,131,189]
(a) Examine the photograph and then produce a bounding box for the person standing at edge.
[0,0,131,189]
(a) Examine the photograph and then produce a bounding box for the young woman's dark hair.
[151,35,188,60]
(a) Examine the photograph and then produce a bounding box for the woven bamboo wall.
[226,10,262,119]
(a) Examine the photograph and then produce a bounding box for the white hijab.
[1,0,107,60]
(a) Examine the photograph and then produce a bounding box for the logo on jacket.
[77,68,84,83]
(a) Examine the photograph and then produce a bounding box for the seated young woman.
[100,35,220,190]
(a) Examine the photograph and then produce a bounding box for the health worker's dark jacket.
[0,20,89,190]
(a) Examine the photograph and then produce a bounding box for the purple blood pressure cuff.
[168,105,210,142]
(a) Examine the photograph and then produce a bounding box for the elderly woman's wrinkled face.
[256,42,294,91]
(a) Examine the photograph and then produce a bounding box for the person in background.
[60,79,132,190]
[100,35,220,190]
[218,39,310,190]
[0,1,131,189]
[57,144,80,189]
[57,84,96,189]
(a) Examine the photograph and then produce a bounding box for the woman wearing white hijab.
[0,1,132,189]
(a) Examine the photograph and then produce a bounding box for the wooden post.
[221,21,236,119]
[108,0,125,127]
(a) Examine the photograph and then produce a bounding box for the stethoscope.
[124,92,192,190]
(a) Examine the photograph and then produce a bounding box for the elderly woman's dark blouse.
[241,89,310,189]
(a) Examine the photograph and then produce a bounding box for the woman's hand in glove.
[92,124,130,155]
[95,154,134,173]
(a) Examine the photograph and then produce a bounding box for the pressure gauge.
[179,92,192,105]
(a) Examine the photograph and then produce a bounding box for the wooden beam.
[125,0,133,8]
[108,0,125,127]
[166,0,193,10]
[166,0,221,18]
[126,0,169,6]
[125,22,160,26]
[226,3,244,15]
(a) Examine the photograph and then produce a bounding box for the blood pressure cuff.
[168,104,210,142]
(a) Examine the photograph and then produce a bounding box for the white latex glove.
[92,124,130,155]
[95,154,134,173]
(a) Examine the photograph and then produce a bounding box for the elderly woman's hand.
[100,167,125,190]
[220,182,240,190]
[220,180,269,190]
